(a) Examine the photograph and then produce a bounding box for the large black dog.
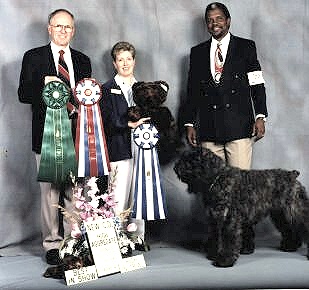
[174,148,309,267]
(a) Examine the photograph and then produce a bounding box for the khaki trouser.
[201,138,253,170]
[36,154,71,251]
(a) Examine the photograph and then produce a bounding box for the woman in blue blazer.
[100,42,149,245]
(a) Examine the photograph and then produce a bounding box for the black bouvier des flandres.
[174,148,309,267]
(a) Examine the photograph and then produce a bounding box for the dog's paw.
[240,247,255,255]
[279,237,302,252]
[213,258,236,268]
[279,239,302,252]
[213,254,237,267]
[240,243,255,255]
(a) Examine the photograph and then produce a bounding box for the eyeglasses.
[50,24,73,32]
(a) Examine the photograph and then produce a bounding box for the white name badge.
[111,88,122,94]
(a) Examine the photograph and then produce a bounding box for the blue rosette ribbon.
[131,123,167,220]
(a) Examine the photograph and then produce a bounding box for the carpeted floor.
[0,238,308,290]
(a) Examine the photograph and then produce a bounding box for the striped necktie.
[58,50,71,88]
[58,50,77,139]
[214,42,224,83]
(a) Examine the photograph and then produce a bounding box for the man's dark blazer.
[185,34,268,143]
[18,43,92,153]
[100,78,132,162]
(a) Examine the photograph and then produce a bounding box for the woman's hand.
[128,117,151,129]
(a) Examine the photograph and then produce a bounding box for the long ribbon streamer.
[74,78,110,177]
[131,124,167,220]
[38,81,77,183]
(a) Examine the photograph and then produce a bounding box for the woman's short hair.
[111,41,136,61]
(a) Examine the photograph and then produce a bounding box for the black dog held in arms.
[174,147,309,267]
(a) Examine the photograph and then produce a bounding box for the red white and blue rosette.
[74,78,110,177]
[131,123,167,220]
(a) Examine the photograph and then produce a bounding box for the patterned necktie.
[214,42,224,83]
[58,50,71,88]
[58,50,77,139]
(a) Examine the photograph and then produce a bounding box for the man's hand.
[186,126,198,147]
[44,76,62,85]
[252,118,265,141]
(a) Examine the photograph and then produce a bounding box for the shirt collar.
[114,74,136,88]
[50,41,71,57]
[212,32,231,46]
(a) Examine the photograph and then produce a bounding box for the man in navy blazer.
[18,9,91,265]
[185,1,268,256]
[185,2,267,170]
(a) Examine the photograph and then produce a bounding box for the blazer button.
[231,89,236,94]
[212,105,217,109]
[225,103,231,108]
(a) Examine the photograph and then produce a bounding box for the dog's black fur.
[174,147,309,267]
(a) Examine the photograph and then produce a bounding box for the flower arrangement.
[67,175,116,239]
[58,170,141,264]
[43,168,148,280]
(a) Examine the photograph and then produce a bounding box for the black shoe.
[45,249,62,265]
[135,241,150,252]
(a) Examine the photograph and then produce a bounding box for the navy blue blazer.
[18,43,92,153]
[185,34,268,143]
[100,78,132,162]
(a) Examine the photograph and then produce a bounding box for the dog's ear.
[202,148,226,166]
[289,170,300,180]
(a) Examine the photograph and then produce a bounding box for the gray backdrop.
[0,0,308,251]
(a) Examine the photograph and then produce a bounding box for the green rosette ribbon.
[38,81,77,183]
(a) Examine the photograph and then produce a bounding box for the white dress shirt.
[50,41,76,88]
[114,74,137,106]
[210,32,230,81]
